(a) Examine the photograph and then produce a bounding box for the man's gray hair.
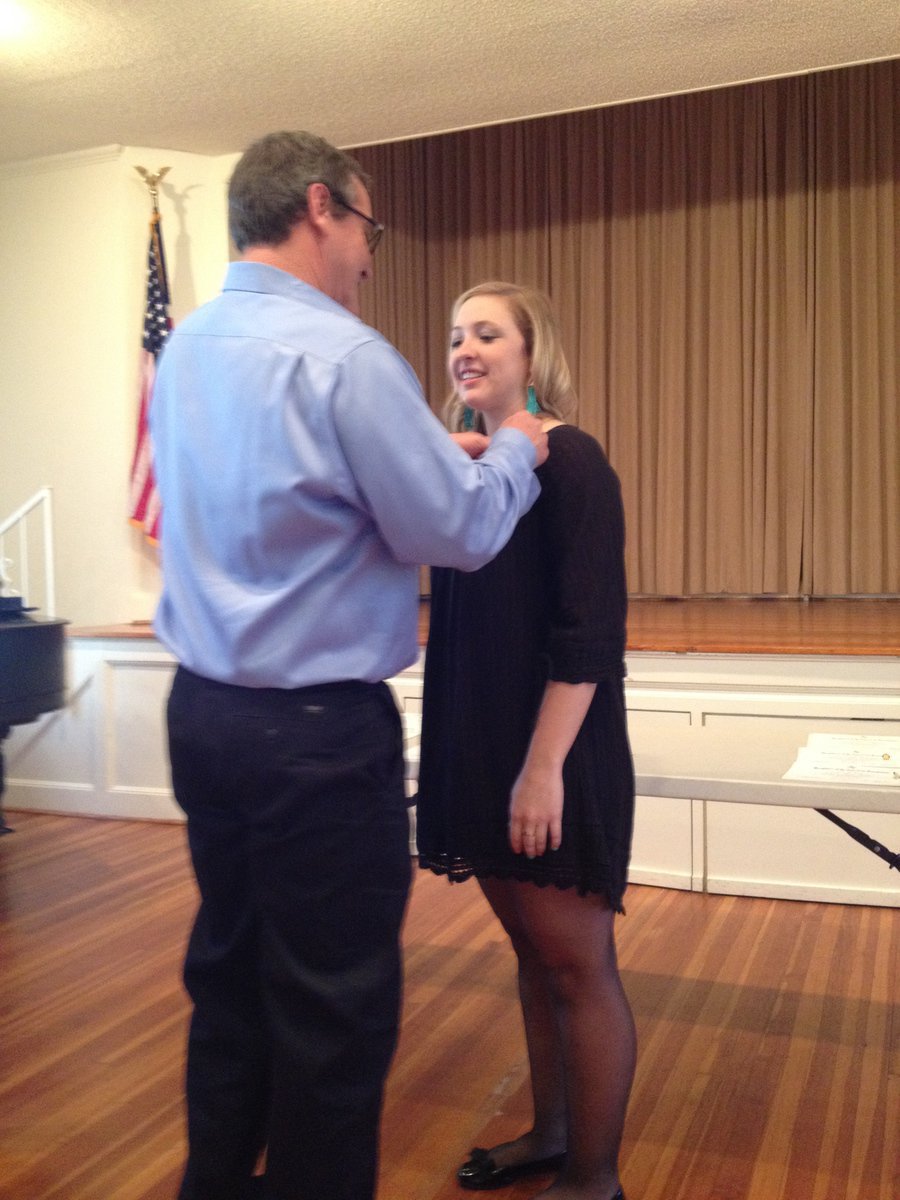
[228,130,371,252]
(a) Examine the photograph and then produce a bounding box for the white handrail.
[0,487,52,536]
[0,487,56,617]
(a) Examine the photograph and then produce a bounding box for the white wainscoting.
[625,653,900,907]
[5,637,899,906]
[5,639,180,821]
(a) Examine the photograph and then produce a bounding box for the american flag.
[128,212,171,544]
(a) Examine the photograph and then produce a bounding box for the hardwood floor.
[1,812,897,1200]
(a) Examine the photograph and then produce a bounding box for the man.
[150,130,547,1200]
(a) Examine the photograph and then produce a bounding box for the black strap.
[815,808,900,872]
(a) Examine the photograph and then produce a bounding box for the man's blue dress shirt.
[150,263,539,688]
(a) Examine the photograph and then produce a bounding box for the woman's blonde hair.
[443,281,578,433]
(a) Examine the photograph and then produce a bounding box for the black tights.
[478,877,636,1200]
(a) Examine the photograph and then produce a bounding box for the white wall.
[0,144,239,627]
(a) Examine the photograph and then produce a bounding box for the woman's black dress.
[416,425,634,910]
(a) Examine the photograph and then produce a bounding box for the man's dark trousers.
[167,667,412,1200]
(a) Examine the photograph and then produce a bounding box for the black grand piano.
[0,595,67,832]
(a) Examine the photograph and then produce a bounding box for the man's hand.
[499,411,549,466]
[450,432,490,459]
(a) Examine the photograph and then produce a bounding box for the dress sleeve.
[539,427,628,682]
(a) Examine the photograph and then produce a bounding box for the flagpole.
[135,166,171,297]
[129,167,173,544]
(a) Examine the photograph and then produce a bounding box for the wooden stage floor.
[77,597,900,658]
[417,596,900,657]
[624,596,900,656]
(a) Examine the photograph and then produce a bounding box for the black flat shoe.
[457,1146,567,1190]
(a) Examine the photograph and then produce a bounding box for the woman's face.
[448,294,531,430]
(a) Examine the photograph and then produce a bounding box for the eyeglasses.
[331,192,385,253]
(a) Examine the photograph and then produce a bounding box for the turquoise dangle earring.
[526,385,540,415]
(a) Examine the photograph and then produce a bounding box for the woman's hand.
[507,680,597,859]
[450,431,490,458]
[508,763,564,858]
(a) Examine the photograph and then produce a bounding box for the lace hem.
[417,852,626,912]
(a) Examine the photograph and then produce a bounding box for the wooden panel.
[106,659,175,791]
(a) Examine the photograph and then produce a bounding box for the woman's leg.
[477,876,568,1164]
[477,877,635,1200]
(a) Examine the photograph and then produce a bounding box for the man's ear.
[305,182,333,230]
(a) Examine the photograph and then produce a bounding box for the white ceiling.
[1,0,898,167]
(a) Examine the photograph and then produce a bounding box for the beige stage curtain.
[809,64,899,594]
[354,60,899,596]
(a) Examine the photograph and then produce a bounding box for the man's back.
[153,260,423,687]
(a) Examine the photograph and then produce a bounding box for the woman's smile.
[448,294,530,431]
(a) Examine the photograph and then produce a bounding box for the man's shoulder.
[175,265,395,367]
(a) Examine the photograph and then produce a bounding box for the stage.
[7,597,900,906]
[416,595,900,656]
[73,595,900,657]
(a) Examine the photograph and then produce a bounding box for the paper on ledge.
[783,733,900,785]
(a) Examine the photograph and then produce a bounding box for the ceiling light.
[0,1,34,39]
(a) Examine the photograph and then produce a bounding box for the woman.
[416,282,635,1200]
